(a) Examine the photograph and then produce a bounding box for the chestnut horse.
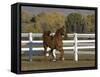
[43,26,66,61]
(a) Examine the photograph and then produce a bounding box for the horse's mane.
[43,31,51,37]
[55,26,64,36]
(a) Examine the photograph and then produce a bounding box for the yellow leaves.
[85,15,95,33]
[34,12,65,32]
[21,11,32,23]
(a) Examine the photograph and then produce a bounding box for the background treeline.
[21,11,95,33]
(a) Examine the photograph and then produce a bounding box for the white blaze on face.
[50,33,55,36]
[46,47,51,57]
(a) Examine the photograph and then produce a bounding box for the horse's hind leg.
[51,49,56,61]
[44,45,47,56]
[44,46,50,61]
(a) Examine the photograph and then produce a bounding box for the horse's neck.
[55,32,62,40]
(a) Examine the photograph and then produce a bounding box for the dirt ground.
[21,54,95,71]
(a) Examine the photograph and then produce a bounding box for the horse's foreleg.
[60,49,64,61]
[45,47,51,57]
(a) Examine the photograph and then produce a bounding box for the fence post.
[28,32,33,62]
[74,33,78,61]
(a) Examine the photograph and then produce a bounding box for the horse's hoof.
[62,58,64,61]
[60,58,64,61]
[46,53,49,57]
[59,57,64,61]
[52,59,56,62]
[29,59,32,62]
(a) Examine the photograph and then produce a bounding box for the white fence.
[21,33,95,62]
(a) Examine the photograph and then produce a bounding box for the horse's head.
[56,26,66,37]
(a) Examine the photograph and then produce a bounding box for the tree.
[84,15,95,33]
[31,12,65,32]
[21,11,32,23]
[30,15,36,22]
[65,13,86,33]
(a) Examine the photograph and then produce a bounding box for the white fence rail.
[21,33,95,62]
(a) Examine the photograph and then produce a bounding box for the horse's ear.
[62,26,64,29]
[48,30,51,33]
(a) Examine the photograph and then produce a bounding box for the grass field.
[21,54,95,71]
